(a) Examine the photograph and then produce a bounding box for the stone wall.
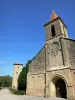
[26,47,46,96]
[44,19,62,41]
[61,38,75,68]
[29,47,46,74]
[26,73,45,96]
[12,64,23,90]
[45,36,64,71]
[44,19,68,41]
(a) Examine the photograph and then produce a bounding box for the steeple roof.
[50,10,58,21]
[44,10,67,28]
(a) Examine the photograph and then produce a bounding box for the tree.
[0,81,2,87]
[18,60,31,92]
[0,75,12,87]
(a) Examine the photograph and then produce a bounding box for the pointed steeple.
[50,10,58,21]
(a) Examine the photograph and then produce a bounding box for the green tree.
[0,81,2,87]
[0,75,12,87]
[18,60,31,92]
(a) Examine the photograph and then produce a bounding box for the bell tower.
[44,10,69,70]
[44,10,68,41]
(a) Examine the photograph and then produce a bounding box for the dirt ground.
[0,89,67,100]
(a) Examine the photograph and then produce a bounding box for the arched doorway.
[55,79,67,98]
[50,76,67,99]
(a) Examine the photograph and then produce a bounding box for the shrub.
[9,88,25,95]
[13,90,25,95]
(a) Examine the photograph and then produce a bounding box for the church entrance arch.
[50,75,67,99]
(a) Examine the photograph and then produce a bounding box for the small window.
[13,85,15,89]
[51,25,56,37]
[18,66,19,68]
[16,72,18,74]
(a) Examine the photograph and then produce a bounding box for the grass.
[9,88,25,95]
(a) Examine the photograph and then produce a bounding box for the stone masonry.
[12,63,23,90]
[26,10,75,100]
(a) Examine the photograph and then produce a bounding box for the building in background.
[26,10,75,100]
[12,63,23,90]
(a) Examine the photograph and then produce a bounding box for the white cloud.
[0,61,7,64]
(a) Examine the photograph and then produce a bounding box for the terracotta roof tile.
[50,10,58,21]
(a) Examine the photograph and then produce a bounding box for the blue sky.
[0,0,75,76]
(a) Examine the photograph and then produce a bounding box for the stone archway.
[50,75,67,99]
[55,79,67,98]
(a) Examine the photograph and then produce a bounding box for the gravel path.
[0,89,67,100]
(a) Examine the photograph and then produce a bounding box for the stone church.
[26,10,75,100]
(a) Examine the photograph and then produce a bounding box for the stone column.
[67,85,75,100]
[61,38,69,67]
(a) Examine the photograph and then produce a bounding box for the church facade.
[26,11,75,100]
